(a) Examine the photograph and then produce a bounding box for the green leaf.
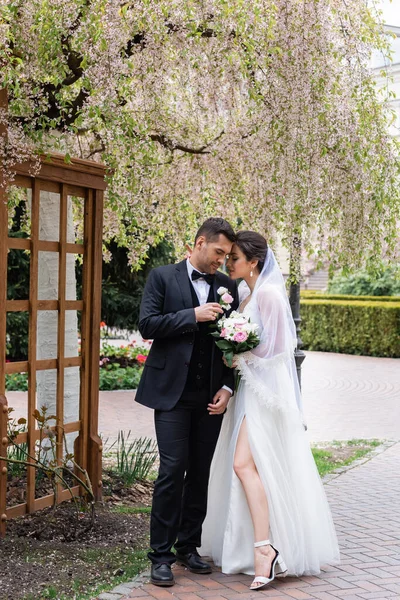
[216,340,233,351]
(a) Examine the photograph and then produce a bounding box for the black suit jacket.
[135,259,239,410]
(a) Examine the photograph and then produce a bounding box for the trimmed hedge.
[301,291,399,302]
[300,299,400,357]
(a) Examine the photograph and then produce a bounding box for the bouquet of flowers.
[211,310,260,368]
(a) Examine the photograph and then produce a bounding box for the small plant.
[5,372,28,391]
[6,409,28,478]
[108,432,158,485]
[100,341,149,367]
[99,364,143,390]
[41,586,58,599]
[2,406,96,539]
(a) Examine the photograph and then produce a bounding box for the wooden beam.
[4,300,83,312]
[66,243,84,254]
[0,93,9,538]
[86,189,103,501]
[14,156,107,191]
[6,486,80,518]
[13,420,82,445]
[0,395,8,538]
[75,189,91,486]
[27,178,39,513]
[56,184,67,500]
[7,238,30,250]
[0,87,8,398]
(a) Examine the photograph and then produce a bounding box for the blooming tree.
[1,0,399,272]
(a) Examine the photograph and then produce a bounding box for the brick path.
[97,351,400,443]
[6,351,400,444]
[98,441,400,600]
[302,352,400,442]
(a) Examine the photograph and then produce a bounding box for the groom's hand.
[195,303,223,322]
[208,388,231,415]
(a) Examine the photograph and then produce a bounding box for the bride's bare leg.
[233,418,276,588]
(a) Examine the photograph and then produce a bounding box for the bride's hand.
[223,355,239,368]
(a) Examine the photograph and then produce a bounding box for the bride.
[200,231,340,589]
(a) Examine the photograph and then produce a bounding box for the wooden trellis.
[0,152,106,537]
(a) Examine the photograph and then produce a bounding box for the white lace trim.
[237,353,301,418]
[239,350,290,370]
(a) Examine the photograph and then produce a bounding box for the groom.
[136,217,239,586]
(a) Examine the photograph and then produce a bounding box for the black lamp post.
[289,278,306,388]
[288,238,306,388]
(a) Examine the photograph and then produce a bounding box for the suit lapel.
[212,275,219,304]
[175,259,193,309]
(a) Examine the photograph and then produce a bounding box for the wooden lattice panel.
[0,154,106,536]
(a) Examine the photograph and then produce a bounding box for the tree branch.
[149,129,225,154]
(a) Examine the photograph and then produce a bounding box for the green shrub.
[6,365,143,392]
[301,291,399,302]
[5,372,28,391]
[301,299,400,357]
[327,268,400,296]
[6,312,29,361]
[99,364,143,390]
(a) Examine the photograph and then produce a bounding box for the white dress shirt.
[186,259,233,396]
[186,259,211,305]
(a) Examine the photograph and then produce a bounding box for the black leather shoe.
[175,552,212,574]
[150,563,175,586]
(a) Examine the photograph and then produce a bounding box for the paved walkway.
[97,441,400,600]
[5,351,400,444]
[302,352,400,442]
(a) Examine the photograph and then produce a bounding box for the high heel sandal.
[250,539,287,590]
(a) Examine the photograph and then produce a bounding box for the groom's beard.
[189,256,216,274]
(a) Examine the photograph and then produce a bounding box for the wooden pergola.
[0,112,106,536]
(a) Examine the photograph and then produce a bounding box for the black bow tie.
[191,271,215,285]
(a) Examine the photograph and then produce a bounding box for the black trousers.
[148,393,223,565]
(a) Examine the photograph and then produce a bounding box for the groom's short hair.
[195,218,236,243]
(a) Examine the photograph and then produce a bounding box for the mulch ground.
[0,477,153,600]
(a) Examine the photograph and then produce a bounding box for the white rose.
[229,310,241,319]
[217,286,228,295]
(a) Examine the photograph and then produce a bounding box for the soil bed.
[0,477,153,600]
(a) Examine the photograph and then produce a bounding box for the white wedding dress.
[200,253,340,577]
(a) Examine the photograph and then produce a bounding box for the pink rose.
[233,331,248,343]
[221,328,228,338]
[222,293,234,304]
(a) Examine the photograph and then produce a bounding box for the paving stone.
[112,585,139,595]
[103,442,400,600]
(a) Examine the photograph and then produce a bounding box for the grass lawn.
[312,439,381,477]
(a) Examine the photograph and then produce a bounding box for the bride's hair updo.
[235,231,268,273]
